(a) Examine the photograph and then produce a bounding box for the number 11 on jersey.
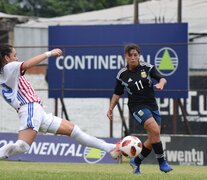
[135,80,144,91]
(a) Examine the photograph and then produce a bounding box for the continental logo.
[154,47,178,76]
[83,147,106,164]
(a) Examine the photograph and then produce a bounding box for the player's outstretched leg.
[70,125,121,159]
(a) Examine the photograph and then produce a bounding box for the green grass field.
[0,160,206,180]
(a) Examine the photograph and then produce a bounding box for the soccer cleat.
[110,141,121,159]
[130,158,141,175]
[159,161,173,173]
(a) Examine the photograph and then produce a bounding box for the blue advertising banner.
[0,133,118,164]
[48,23,188,98]
[1,133,206,165]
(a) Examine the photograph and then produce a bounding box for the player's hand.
[154,83,164,90]
[107,109,113,120]
[51,48,62,57]
[154,78,166,91]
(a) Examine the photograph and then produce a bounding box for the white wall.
[14,26,48,63]
[189,36,207,70]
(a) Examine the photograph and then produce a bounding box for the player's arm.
[107,78,124,120]
[155,78,167,90]
[150,66,167,90]
[107,94,121,120]
[21,48,62,71]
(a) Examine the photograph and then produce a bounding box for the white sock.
[70,125,115,152]
[0,140,30,159]
[0,143,14,159]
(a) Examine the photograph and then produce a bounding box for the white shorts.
[18,102,62,134]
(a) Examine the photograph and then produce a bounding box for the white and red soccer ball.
[119,135,142,158]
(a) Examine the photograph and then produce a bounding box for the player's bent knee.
[15,140,30,154]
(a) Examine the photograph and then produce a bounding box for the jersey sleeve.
[114,79,124,95]
[4,61,24,77]
[150,66,165,81]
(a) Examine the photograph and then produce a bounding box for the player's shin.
[134,144,151,164]
[152,141,165,164]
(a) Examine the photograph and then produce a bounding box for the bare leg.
[18,128,38,145]
[144,117,160,144]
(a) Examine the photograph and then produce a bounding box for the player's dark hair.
[124,43,140,54]
[0,44,13,73]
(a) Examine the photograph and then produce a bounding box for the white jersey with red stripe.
[0,61,41,111]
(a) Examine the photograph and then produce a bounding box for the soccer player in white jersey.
[0,45,120,160]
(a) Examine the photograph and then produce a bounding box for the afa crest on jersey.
[141,70,147,78]
[138,110,144,116]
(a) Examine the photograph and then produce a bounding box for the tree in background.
[0,0,151,17]
[0,0,23,15]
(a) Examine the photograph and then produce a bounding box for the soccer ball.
[119,135,142,158]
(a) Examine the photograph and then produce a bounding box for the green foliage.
[0,0,134,17]
[0,0,22,14]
